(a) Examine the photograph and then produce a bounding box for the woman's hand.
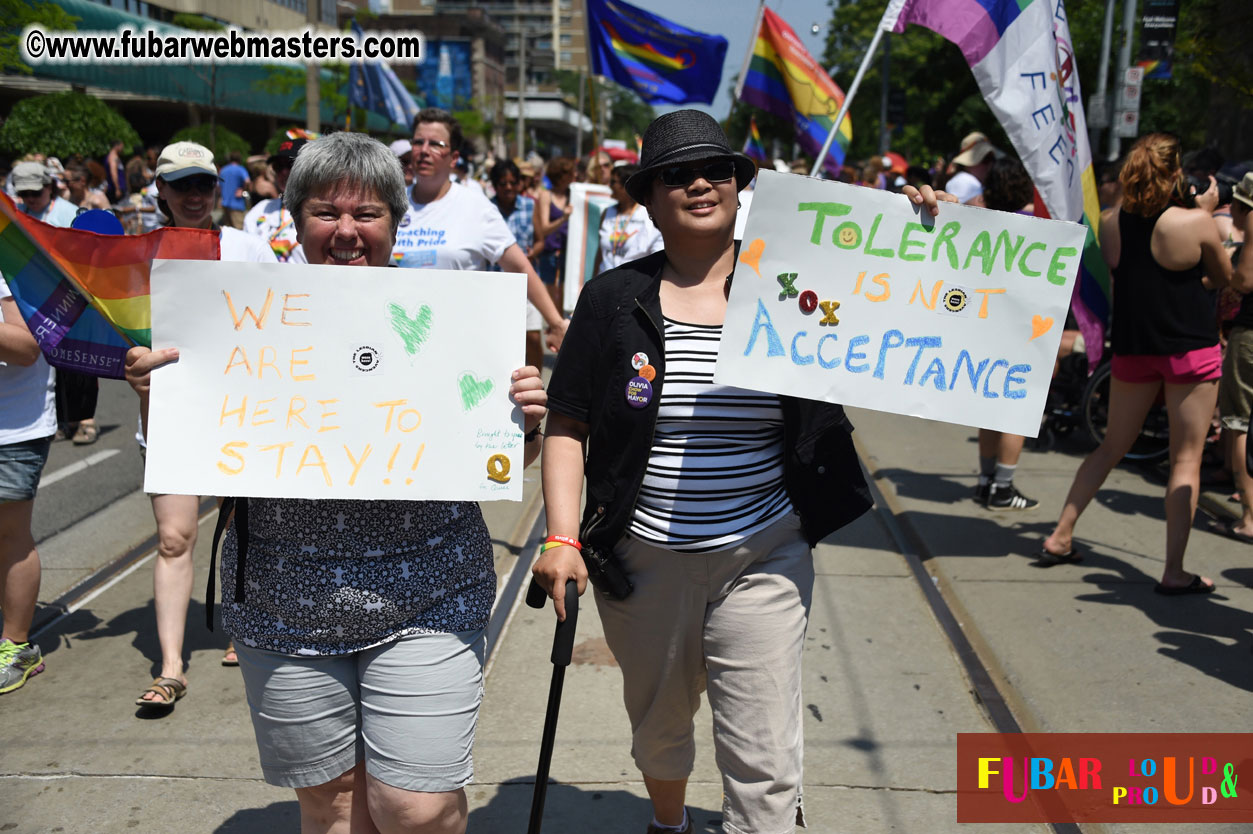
[124,345,179,397]
[901,184,959,217]
[510,365,547,434]
[531,544,587,622]
[545,317,568,353]
[1194,176,1220,214]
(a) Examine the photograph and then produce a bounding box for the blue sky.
[624,0,837,120]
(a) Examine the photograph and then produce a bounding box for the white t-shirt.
[0,278,56,446]
[599,203,663,272]
[138,226,279,447]
[243,197,306,263]
[392,183,515,270]
[944,171,983,205]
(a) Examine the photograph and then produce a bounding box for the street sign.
[1115,109,1140,138]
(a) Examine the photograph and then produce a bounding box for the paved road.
[3,393,1251,833]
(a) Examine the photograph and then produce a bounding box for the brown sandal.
[135,677,187,707]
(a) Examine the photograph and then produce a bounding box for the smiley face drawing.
[834,222,861,249]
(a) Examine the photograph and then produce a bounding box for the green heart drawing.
[387,302,433,356]
[458,372,495,411]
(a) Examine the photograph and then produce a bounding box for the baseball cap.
[952,132,996,167]
[267,137,310,166]
[11,161,50,192]
[155,141,218,182]
[389,139,413,158]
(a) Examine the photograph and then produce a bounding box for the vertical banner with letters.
[144,261,526,501]
[715,172,1088,436]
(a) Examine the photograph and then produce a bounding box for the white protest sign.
[715,171,1088,436]
[145,260,526,501]
[563,182,614,311]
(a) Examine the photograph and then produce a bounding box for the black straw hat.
[625,110,757,204]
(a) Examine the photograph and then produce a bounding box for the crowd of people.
[0,106,1250,834]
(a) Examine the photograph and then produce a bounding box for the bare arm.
[497,243,568,350]
[533,411,590,620]
[509,365,547,468]
[1235,210,1253,294]
[0,296,41,366]
[533,191,571,240]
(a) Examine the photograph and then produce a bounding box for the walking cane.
[525,577,579,834]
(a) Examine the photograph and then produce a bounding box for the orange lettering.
[281,293,311,326]
[289,346,315,381]
[223,288,275,330]
[224,346,252,376]
[285,396,309,430]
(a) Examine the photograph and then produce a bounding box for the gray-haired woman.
[125,132,547,833]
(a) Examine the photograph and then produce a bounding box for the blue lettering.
[983,359,1010,399]
[791,331,814,366]
[903,336,942,384]
[1004,364,1031,399]
[919,358,948,390]
[816,334,840,369]
[949,350,990,392]
[744,299,785,358]
[874,329,905,379]
[845,335,871,373]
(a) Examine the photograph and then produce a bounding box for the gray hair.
[285,132,409,237]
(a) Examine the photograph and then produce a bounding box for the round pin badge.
[625,376,653,408]
[631,352,649,370]
[638,364,656,382]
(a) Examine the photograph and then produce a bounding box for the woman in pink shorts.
[1040,134,1243,594]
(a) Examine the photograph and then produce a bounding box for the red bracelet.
[544,534,581,551]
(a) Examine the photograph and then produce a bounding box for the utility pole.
[1107,0,1138,161]
[305,0,319,132]
[1091,0,1117,158]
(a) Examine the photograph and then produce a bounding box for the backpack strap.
[206,497,248,631]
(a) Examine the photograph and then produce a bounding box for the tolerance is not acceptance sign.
[144,260,526,501]
[715,171,1089,436]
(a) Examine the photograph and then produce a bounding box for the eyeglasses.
[411,138,451,153]
[166,176,218,194]
[657,159,736,189]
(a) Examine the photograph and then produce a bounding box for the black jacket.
[546,251,872,550]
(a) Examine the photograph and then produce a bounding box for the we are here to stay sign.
[716,171,1088,435]
[144,260,526,501]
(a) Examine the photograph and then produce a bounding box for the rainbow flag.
[885,0,1111,364]
[742,116,769,163]
[736,6,852,175]
[0,193,219,378]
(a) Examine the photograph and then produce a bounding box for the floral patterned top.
[221,497,494,656]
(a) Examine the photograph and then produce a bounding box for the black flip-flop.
[1034,543,1082,567]
[1153,575,1215,596]
[1219,521,1253,545]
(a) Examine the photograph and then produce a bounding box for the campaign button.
[625,376,653,408]
[638,364,656,382]
[631,352,649,370]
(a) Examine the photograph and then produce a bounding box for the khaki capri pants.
[596,512,813,834]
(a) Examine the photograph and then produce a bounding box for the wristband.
[544,534,581,551]
[524,425,543,442]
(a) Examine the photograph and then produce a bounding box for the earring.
[737,200,742,208]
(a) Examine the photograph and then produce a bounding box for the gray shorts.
[236,629,485,791]
[596,513,813,834]
[1219,326,1253,432]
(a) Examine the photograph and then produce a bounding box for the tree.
[0,91,140,159]
[0,0,78,75]
[169,124,251,162]
[551,70,656,144]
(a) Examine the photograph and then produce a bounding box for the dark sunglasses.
[166,176,218,194]
[658,159,736,189]
[16,189,44,200]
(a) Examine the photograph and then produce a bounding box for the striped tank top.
[628,317,793,552]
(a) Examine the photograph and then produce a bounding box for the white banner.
[715,171,1088,436]
[562,182,614,311]
[145,260,526,501]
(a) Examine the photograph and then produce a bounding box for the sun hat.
[11,161,51,192]
[952,131,996,167]
[624,109,756,204]
[1234,171,1253,211]
[268,137,310,166]
[155,141,218,181]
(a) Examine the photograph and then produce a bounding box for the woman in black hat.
[533,109,950,834]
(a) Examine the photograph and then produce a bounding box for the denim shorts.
[236,629,485,791]
[0,436,54,503]
[535,251,560,285]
